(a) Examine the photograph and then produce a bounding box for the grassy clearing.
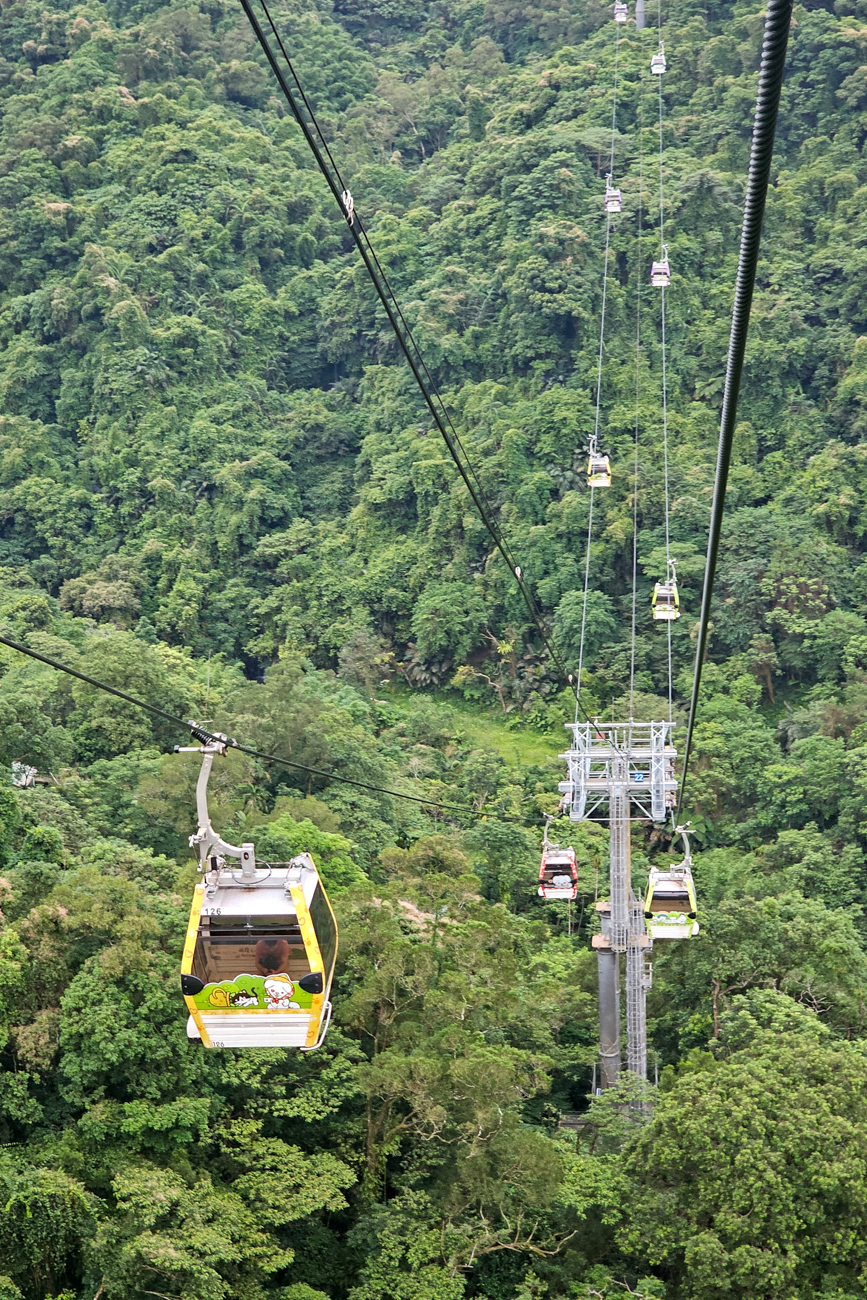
[381,681,563,767]
[453,708,562,768]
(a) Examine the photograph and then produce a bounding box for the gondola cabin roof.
[543,850,575,867]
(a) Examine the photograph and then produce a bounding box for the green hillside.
[2,0,867,1295]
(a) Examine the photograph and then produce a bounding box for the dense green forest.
[4,0,867,1293]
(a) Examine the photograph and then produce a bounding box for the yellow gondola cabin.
[644,825,699,940]
[178,728,337,1050]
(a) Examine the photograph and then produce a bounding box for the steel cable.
[575,16,624,714]
[260,0,502,555]
[676,0,793,818]
[0,632,519,821]
[241,0,589,718]
[629,84,645,719]
[655,0,674,726]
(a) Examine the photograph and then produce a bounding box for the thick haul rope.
[677,0,794,818]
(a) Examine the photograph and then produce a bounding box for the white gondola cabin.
[587,453,612,486]
[652,579,680,620]
[605,176,622,214]
[650,249,671,287]
[178,730,337,1051]
[538,844,578,900]
[651,43,666,74]
[613,1,628,21]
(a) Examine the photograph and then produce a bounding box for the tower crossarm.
[559,720,677,823]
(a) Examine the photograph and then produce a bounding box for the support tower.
[559,721,677,1084]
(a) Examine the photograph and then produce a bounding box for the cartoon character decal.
[230,987,260,1008]
[190,972,314,1013]
[263,975,300,1010]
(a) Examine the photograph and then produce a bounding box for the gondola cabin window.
[647,891,690,914]
[192,912,312,985]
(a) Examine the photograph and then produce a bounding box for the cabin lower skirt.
[187,1010,315,1047]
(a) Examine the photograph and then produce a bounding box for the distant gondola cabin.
[181,853,337,1049]
[538,846,578,900]
[644,865,699,939]
[652,580,680,621]
[650,253,671,287]
[587,453,612,487]
[605,180,622,214]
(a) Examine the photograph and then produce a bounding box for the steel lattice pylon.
[561,721,676,1086]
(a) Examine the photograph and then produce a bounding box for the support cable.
[576,15,623,713]
[629,86,645,719]
[575,489,594,708]
[656,0,673,726]
[241,0,587,716]
[0,632,519,822]
[258,0,492,536]
[676,0,793,818]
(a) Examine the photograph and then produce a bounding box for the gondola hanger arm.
[175,735,257,881]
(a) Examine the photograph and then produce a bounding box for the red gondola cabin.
[538,845,578,900]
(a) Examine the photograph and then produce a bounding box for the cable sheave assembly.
[676,0,793,817]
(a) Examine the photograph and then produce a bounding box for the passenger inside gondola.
[191,913,312,987]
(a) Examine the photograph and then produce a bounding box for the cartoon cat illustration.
[230,987,259,1008]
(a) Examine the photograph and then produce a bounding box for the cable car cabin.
[587,453,612,487]
[182,854,337,1050]
[644,865,699,939]
[651,43,666,74]
[652,580,680,621]
[605,180,622,214]
[613,1,628,21]
[538,846,578,900]
[650,254,671,287]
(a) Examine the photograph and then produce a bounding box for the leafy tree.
[622,1036,867,1300]
[2,0,867,1295]
[0,1163,94,1300]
